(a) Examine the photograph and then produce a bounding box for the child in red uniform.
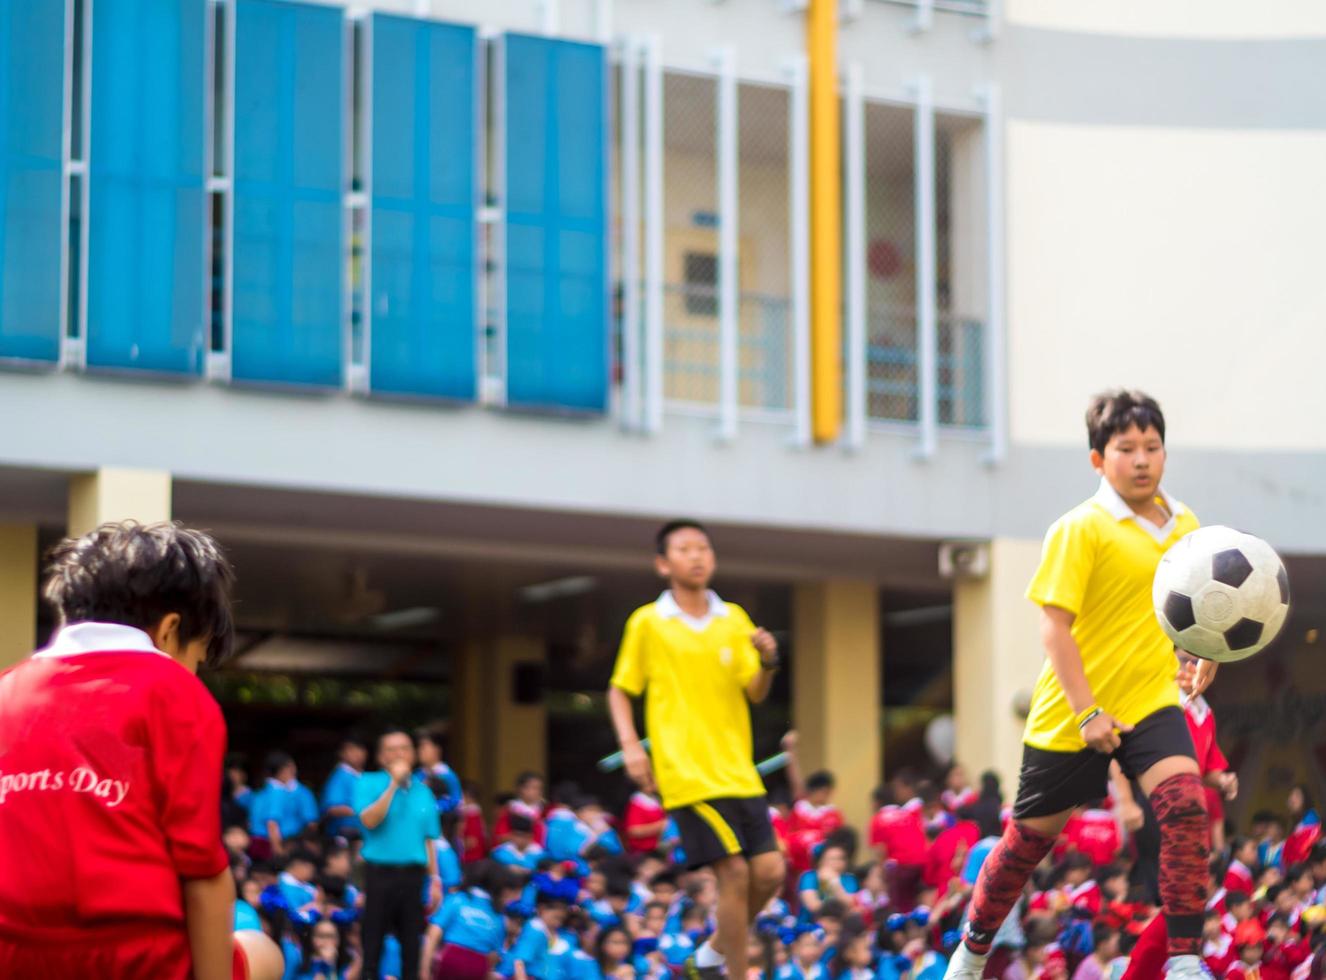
[624,791,669,855]
[870,788,930,912]
[0,522,282,980]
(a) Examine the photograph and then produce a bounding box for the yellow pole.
[808,0,842,443]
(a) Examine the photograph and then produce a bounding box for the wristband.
[760,657,781,671]
[1076,707,1103,730]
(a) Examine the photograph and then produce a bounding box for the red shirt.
[925,820,980,893]
[623,792,667,854]
[1058,808,1120,866]
[1262,941,1311,980]
[0,624,228,940]
[459,802,489,862]
[870,799,929,867]
[493,799,547,846]
[1226,964,1261,980]
[1185,698,1229,830]
[1225,860,1255,896]
[788,799,845,872]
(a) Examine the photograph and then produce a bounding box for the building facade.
[1,0,1324,829]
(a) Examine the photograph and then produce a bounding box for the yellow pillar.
[793,580,880,830]
[0,525,38,668]
[952,538,1044,793]
[807,0,842,443]
[68,467,172,537]
[452,636,547,808]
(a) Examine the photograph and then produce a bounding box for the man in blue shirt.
[248,751,319,858]
[320,737,367,839]
[354,728,443,980]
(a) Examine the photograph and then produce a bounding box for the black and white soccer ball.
[1153,526,1290,663]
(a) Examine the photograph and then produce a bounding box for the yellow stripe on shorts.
[691,802,742,856]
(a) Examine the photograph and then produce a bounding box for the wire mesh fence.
[863,100,918,423]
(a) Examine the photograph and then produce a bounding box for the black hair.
[1096,863,1126,884]
[979,770,1001,799]
[1288,862,1313,883]
[649,869,680,890]
[1025,917,1060,948]
[917,780,941,807]
[264,751,294,778]
[872,785,893,808]
[508,813,534,835]
[376,727,413,753]
[534,857,557,873]
[43,521,236,666]
[515,771,543,789]
[534,891,568,909]
[824,825,859,864]
[550,781,581,807]
[1292,785,1316,818]
[1266,884,1286,904]
[1268,913,1292,929]
[1252,810,1277,825]
[413,726,444,748]
[1227,890,1250,908]
[1311,844,1326,866]
[595,925,632,971]
[339,735,368,751]
[817,899,847,921]
[605,874,634,900]
[655,519,711,556]
[806,770,836,793]
[285,848,316,868]
[1085,389,1166,455]
[829,918,871,977]
[1092,921,1120,953]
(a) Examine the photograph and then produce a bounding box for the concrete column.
[952,537,1044,793]
[451,635,548,808]
[0,525,38,668]
[793,579,881,831]
[68,467,172,537]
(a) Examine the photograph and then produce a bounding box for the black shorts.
[669,796,778,870]
[1012,706,1196,820]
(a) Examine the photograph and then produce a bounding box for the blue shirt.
[250,779,319,840]
[778,965,826,980]
[353,771,441,866]
[796,871,859,924]
[436,836,463,891]
[501,918,556,979]
[659,931,696,966]
[545,808,592,863]
[415,763,463,814]
[431,888,506,955]
[491,841,547,872]
[234,899,263,932]
[278,872,318,911]
[321,763,363,837]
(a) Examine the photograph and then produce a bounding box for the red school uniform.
[924,820,980,894]
[623,792,667,854]
[1225,860,1256,896]
[1185,697,1230,842]
[789,799,845,873]
[1262,940,1311,980]
[493,799,547,846]
[459,800,490,862]
[0,623,238,979]
[1058,808,1121,866]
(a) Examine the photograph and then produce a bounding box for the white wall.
[1006,0,1326,39]
[1006,120,1326,451]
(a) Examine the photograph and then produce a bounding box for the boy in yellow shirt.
[945,390,1216,980]
[607,520,785,980]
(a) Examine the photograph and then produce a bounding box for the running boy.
[608,520,786,979]
[0,521,282,980]
[945,390,1216,980]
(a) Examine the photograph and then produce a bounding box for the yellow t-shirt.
[609,593,766,809]
[1023,484,1199,752]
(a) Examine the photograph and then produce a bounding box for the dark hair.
[1096,863,1126,883]
[872,785,893,808]
[515,771,543,789]
[649,869,680,890]
[817,899,847,921]
[264,751,294,778]
[806,770,836,793]
[43,521,235,666]
[1092,921,1120,952]
[413,726,443,749]
[1288,863,1313,883]
[829,919,871,977]
[1025,917,1060,948]
[606,875,634,900]
[550,781,581,807]
[1292,785,1316,818]
[509,813,534,835]
[655,519,711,556]
[1227,890,1250,908]
[377,727,413,752]
[339,736,368,751]
[1268,913,1292,929]
[285,848,316,868]
[1085,389,1166,454]
[595,926,632,970]
[917,780,941,807]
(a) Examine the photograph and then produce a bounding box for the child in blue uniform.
[423,861,519,980]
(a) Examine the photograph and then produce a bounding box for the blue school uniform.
[777,964,826,980]
[491,840,547,872]
[432,888,506,955]
[795,870,858,925]
[659,930,696,967]
[320,763,362,837]
[278,871,318,911]
[250,778,319,841]
[415,763,463,814]
[500,917,557,979]
[234,899,263,932]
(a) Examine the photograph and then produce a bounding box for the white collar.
[337,762,360,776]
[655,590,728,631]
[1185,695,1211,724]
[1091,478,1185,542]
[34,622,167,659]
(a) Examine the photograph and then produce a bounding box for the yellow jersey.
[610,591,766,809]
[1023,479,1199,752]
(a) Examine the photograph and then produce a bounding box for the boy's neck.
[669,583,711,617]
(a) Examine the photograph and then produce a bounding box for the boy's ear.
[145,612,182,655]
[653,555,670,579]
[1089,449,1105,475]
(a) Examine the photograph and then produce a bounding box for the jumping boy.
[944,390,1217,980]
[0,521,282,979]
[607,519,785,979]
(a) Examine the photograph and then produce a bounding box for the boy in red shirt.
[0,522,281,980]
[870,785,930,911]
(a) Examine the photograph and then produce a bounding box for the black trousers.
[362,862,426,980]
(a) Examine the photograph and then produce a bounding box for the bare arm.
[782,731,805,801]
[608,684,656,794]
[183,869,236,980]
[359,781,398,830]
[325,805,355,818]
[420,924,443,979]
[745,666,776,705]
[266,820,284,855]
[745,628,779,705]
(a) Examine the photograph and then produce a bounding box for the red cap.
[1235,920,1267,948]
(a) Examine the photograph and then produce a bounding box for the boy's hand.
[1191,658,1219,699]
[1082,711,1132,754]
[752,628,778,664]
[1121,800,1145,833]
[623,741,657,795]
[1218,771,1239,801]
[781,730,798,752]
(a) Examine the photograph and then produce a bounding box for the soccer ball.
[1152,526,1290,663]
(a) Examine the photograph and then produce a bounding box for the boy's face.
[541,904,567,928]
[1237,840,1259,865]
[1103,874,1127,900]
[511,830,532,849]
[278,763,297,784]
[654,527,715,591]
[519,778,544,804]
[223,826,250,854]
[644,906,666,934]
[1065,866,1090,887]
[585,872,606,898]
[1092,424,1166,508]
[795,934,823,966]
[653,882,678,906]
[1242,943,1264,965]
[325,851,351,878]
[807,787,833,807]
[342,743,367,770]
[290,859,314,882]
[1293,874,1314,897]
[418,739,440,768]
[1232,903,1252,922]
[1268,923,1288,946]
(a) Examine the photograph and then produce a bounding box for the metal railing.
[866,307,985,428]
[661,283,793,415]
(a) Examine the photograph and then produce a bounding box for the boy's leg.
[746,850,787,924]
[962,811,1070,955]
[1138,755,1207,960]
[711,854,751,977]
[1120,914,1169,980]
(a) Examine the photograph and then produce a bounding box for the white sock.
[696,941,726,968]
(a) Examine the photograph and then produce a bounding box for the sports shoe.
[682,956,725,979]
[942,941,991,980]
[1165,955,1215,980]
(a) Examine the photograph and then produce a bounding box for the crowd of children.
[219,730,1326,980]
